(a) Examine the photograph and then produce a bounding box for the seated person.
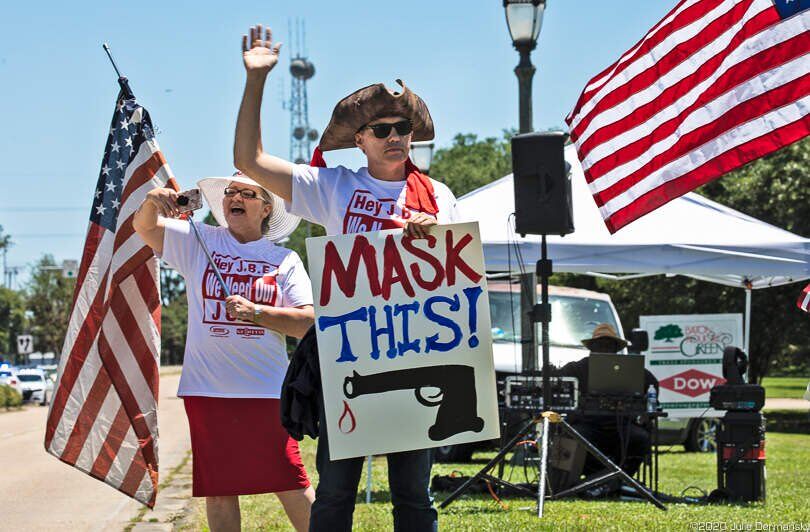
[555,324,658,483]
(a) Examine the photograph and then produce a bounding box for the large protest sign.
[640,314,743,418]
[306,222,499,460]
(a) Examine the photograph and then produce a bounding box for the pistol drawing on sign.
[343,365,485,441]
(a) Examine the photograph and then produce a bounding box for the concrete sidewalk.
[765,398,809,410]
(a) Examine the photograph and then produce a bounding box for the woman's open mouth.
[229,206,246,215]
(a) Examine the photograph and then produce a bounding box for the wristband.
[252,304,263,323]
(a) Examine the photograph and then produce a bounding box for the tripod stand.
[439,236,667,516]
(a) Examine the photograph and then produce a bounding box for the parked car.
[433,280,717,463]
[16,368,53,405]
[0,364,23,396]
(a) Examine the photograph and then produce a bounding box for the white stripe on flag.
[570,0,750,132]
[580,0,791,158]
[580,0,705,98]
[801,291,810,311]
[589,51,810,193]
[599,94,810,218]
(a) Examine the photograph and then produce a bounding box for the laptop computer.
[587,354,646,395]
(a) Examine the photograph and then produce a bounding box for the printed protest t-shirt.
[287,164,461,235]
[162,219,313,398]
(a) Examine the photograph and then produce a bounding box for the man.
[556,324,657,491]
[233,24,459,532]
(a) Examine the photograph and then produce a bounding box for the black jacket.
[280,326,322,441]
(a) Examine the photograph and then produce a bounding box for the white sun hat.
[197,171,300,242]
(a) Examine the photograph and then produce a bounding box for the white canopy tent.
[458,145,810,353]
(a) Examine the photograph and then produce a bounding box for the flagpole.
[102,43,135,100]
[101,43,231,299]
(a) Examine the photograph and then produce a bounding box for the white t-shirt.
[287,164,461,235]
[162,220,313,398]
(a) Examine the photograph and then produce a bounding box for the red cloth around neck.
[309,147,438,216]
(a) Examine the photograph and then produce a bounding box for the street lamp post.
[410,141,435,175]
[503,0,546,134]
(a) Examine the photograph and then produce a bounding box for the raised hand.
[242,24,282,75]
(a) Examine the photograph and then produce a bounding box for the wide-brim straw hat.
[318,79,434,152]
[581,323,629,350]
[197,173,300,242]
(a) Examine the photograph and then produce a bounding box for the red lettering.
[444,231,482,286]
[381,234,415,300]
[320,236,381,306]
[352,194,368,210]
[402,235,444,291]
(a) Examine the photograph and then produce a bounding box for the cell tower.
[287,19,318,164]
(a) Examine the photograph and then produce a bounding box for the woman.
[133,171,315,532]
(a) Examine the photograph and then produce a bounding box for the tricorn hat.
[581,323,628,350]
[318,79,434,152]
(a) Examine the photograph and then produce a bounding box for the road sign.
[62,260,79,279]
[17,335,34,355]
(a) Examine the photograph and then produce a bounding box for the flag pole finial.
[102,43,135,100]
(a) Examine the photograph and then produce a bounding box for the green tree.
[429,132,514,197]
[25,255,76,356]
[160,297,188,365]
[283,221,325,270]
[654,324,684,343]
[0,287,27,361]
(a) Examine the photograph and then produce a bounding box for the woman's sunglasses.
[363,120,413,139]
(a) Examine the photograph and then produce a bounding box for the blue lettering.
[394,301,421,356]
[424,294,462,353]
[463,286,483,348]
[368,305,397,360]
[318,307,369,362]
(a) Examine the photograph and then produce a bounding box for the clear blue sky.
[0,0,674,287]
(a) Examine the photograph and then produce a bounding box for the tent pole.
[744,287,752,380]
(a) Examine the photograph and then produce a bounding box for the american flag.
[45,92,177,506]
[565,0,810,233]
[799,283,810,312]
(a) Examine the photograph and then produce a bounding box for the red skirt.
[183,396,310,497]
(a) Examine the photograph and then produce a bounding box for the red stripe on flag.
[45,270,110,449]
[592,73,810,207]
[578,10,794,163]
[604,116,810,232]
[797,284,810,312]
[118,444,157,507]
[108,275,158,400]
[71,222,106,307]
[90,404,130,480]
[120,152,167,208]
[570,0,721,121]
[572,0,764,140]
[96,329,158,474]
[59,370,112,465]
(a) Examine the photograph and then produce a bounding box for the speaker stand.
[438,235,667,516]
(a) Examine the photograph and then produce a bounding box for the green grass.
[761,377,808,399]
[189,432,810,531]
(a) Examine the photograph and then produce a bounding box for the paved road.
[0,373,190,531]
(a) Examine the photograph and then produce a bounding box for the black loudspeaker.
[512,131,574,236]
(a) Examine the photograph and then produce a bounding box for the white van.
[488,281,624,373]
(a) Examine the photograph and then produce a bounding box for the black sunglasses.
[363,120,413,139]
